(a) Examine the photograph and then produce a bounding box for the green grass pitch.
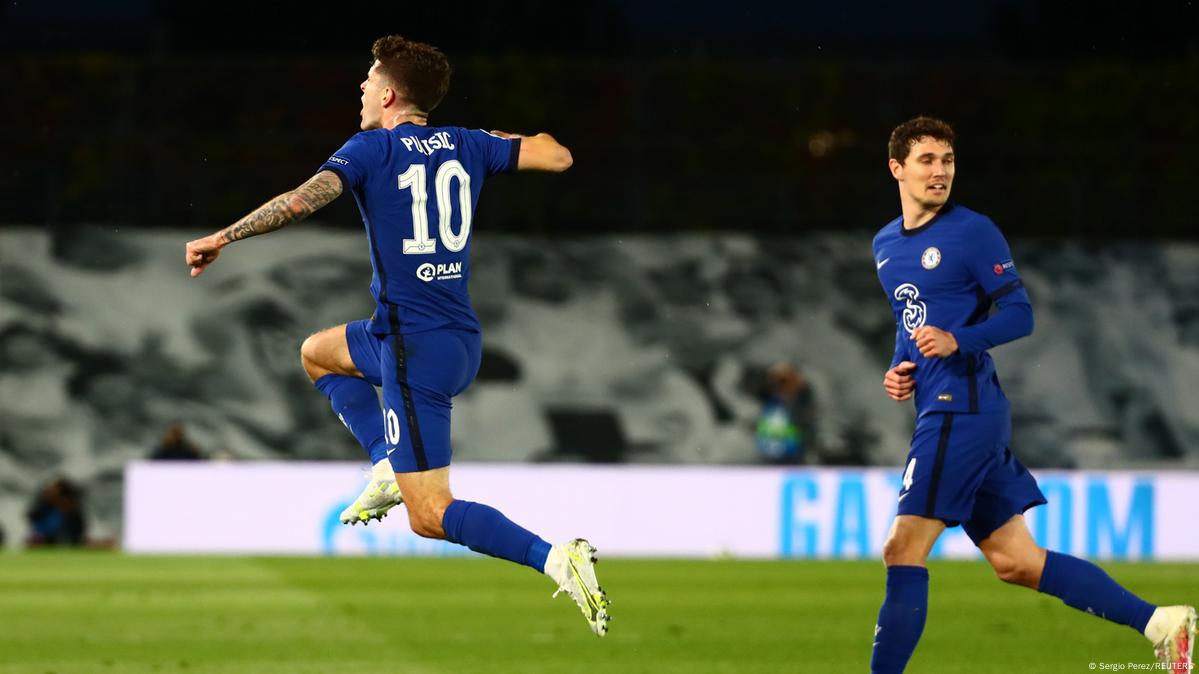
[1,553,1193,673]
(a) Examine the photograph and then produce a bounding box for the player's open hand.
[883,361,917,401]
[185,234,225,277]
[911,326,959,358]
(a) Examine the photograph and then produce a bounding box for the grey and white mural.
[2,227,1197,541]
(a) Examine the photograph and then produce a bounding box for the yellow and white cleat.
[1153,605,1196,671]
[339,477,403,525]
[546,538,610,637]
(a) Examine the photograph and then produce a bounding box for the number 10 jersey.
[320,123,520,336]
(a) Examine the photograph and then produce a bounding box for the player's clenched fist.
[910,325,959,358]
[185,233,225,277]
[883,361,917,401]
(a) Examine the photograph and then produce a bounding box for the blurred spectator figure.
[150,422,205,461]
[26,478,87,546]
[755,362,815,464]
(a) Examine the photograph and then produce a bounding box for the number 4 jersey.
[872,203,1034,418]
[320,123,520,336]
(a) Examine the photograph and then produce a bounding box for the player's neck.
[383,111,428,130]
[901,200,945,231]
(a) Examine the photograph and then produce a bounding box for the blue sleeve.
[461,129,521,176]
[874,234,909,370]
[953,219,1034,355]
[890,321,909,369]
[319,132,379,191]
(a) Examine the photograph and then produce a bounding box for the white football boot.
[1152,605,1196,671]
[339,463,403,525]
[545,538,610,637]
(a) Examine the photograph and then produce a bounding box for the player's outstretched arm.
[185,170,343,277]
[490,130,573,172]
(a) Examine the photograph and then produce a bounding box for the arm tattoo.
[218,171,343,243]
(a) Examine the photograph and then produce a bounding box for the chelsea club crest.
[921,247,942,270]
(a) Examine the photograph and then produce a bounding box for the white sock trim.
[1143,606,1186,644]
[371,459,394,481]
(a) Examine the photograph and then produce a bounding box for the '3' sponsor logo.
[894,283,927,334]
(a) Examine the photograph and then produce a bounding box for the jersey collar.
[900,202,955,237]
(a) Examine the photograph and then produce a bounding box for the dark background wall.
[3,0,1197,237]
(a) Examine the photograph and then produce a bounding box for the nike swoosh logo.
[877,257,891,270]
[897,492,909,503]
[386,447,396,456]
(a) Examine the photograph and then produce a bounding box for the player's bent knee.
[300,332,341,382]
[881,542,905,567]
[882,535,921,567]
[407,509,446,539]
[299,335,327,381]
[989,554,1019,583]
[405,500,450,540]
[989,553,1039,588]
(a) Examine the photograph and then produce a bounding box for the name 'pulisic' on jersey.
[872,203,1033,417]
[398,131,456,155]
[319,124,520,336]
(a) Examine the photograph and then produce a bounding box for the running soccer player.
[184,35,609,636]
[869,116,1194,672]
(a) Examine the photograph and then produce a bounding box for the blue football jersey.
[319,123,520,335]
[873,203,1032,417]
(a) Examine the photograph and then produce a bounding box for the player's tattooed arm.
[218,171,343,243]
[185,171,342,277]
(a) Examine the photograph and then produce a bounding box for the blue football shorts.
[896,410,1047,545]
[345,319,481,473]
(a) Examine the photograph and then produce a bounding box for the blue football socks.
[1037,550,1156,632]
[314,374,389,465]
[870,565,929,674]
[442,500,552,572]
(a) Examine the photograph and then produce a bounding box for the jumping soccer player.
[869,116,1194,672]
[184,35,608,636]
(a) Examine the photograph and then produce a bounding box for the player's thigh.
[976,514,1046,587]
[882,514,946,567]
[897,412,1004,525]
[395,466,453,510]
[379,332,456,473]
[976,514,1040,559]
[300,323,359,378]
[395,466,454,530]
[961,446,1046,547]
[301,320,383,385]
[403,329,481,396]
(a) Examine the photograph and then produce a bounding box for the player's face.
[891,138,955,209]
[359,61,388,131]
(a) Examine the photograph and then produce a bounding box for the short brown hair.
[371,35,452,114]
[888,116,955,163]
